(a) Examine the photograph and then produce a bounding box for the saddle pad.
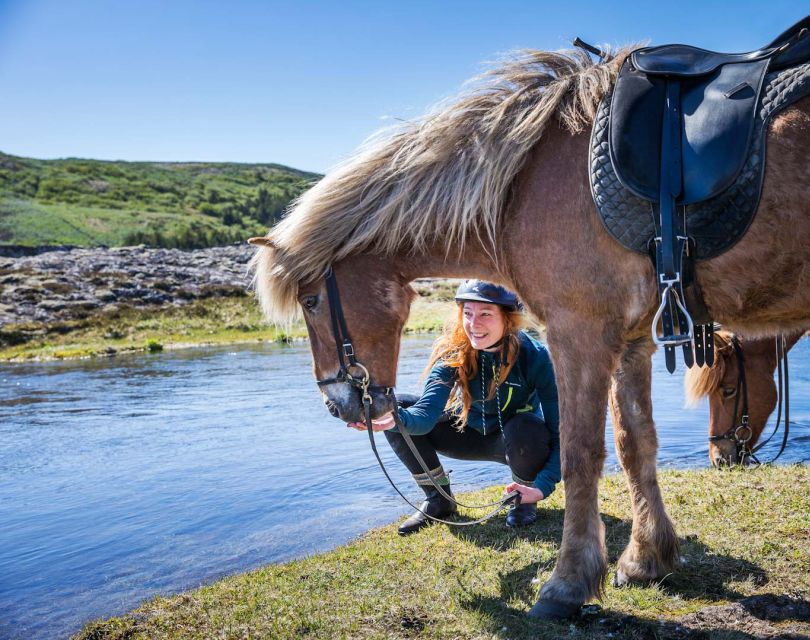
[590,62,810,260]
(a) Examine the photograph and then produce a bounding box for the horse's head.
[685,332,777,467]
[250,237,414,423]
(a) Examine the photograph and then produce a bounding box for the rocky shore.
[0,244,255,329]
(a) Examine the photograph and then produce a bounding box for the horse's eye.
[721,386,737,399]
[301,295,318,311]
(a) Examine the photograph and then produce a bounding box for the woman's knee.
[503,413,551,470]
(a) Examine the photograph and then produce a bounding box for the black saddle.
[585,16,810,372]
[611,16,810,207]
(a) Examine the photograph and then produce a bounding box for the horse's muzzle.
[321,385,397,423]
[710,440,749,468]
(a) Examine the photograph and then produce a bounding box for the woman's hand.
[347,412,396,432]
[504,482,544,504]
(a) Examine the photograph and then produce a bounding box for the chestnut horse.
[685,330,805,467]
[249,48,810,618]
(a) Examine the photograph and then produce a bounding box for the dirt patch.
[677,594,810,638]
[575,594,810,639]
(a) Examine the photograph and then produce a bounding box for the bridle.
[315,265,394,400]
[708,334,790,466]
[316,265,520,525]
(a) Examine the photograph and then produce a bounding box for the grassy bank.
[76,466,809,639]
[0,292,456,361]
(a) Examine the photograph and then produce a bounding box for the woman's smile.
[463,302,506,351]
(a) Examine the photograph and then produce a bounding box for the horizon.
[0,148,322,174]
[1,1,808,174]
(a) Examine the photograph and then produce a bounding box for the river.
[1,335,808,639]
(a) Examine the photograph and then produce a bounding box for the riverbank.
[0,292,455,361]
[77,466,809,640]
[0,245,458,361]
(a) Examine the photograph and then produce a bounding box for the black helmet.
[454,280,519,311]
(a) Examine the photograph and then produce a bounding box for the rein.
[316,266,520,525]
[708,334,791,466]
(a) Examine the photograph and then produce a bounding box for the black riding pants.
[384,393,551,485]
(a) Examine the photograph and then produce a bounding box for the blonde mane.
[251,46,630,323]
[684,331,735,406]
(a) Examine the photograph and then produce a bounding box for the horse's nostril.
[325,400,339,417]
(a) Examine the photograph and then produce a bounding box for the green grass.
[0,197,248,247]
[75,466,810,639]
[0,151,320,248]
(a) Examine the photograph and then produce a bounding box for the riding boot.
[506,502,537,528]
[398,484,457,536]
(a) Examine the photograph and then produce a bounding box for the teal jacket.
[396,331,561,498]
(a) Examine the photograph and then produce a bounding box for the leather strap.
[317,263,520,523]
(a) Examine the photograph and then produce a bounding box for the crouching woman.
[351,280,560,535]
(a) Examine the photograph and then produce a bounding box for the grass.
[0,151,319,248]
[75,466,810,639]
[0,197,247,247]
[0,292,457,361]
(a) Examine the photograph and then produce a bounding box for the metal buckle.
[651,279,695,346]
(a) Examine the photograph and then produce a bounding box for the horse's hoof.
[527,597,581,619]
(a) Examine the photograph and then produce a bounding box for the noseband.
[708,334,790,466]
[317,265,520,525]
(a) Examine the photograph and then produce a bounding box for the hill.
[0,151,319,249]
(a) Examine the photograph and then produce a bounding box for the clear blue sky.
[1,0,807,173]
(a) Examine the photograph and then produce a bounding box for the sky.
[0,0,808,174]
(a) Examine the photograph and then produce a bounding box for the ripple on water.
[0,336,808,640]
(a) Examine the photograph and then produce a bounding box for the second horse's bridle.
[315,265,520,525]
[708,334,790,466]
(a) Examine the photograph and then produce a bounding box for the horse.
[685,330,805,467]
[248,46,810,618]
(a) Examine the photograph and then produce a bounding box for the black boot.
[506,502,537,528]
[398,485,457,535]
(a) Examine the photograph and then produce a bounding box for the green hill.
[0,151,320,248]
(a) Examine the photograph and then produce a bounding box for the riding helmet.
[454,280,520,311]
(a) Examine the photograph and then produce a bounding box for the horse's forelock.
[248,241,302,326]
[684,357,726,406]
[683,331,735,406]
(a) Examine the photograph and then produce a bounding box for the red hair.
[424,303,524,426]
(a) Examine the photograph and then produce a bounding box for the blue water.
[1,336,808,639]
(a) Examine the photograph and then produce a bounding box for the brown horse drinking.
[685,331,805,467]
[249,41,810,618]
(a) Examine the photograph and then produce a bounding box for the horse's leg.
[530,317,620,618]
[609,338,679,586]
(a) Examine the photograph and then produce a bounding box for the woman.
[350,280,560,535]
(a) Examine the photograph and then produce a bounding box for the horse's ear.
[248,236,276,248]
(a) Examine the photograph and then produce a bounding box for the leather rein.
[316,266,520,526]
[708,334,790,466]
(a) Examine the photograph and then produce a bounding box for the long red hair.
[424,304,525,426]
